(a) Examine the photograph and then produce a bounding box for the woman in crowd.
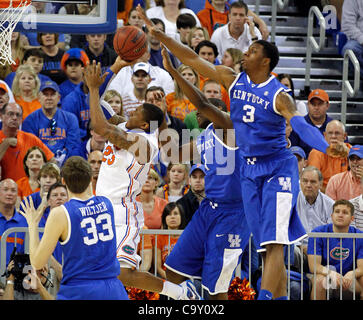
[12,64,41,120]
[137,168,168,230]
[156,163,189,202]
[16,146,47,201]
[187,26,209,51]
[38,33,66,84]
[221,48,244,73]
[146,0,200,40]
[103,89,124,116]
[277,73,308,116]
[156,202,186,279]
[165,64,199,120]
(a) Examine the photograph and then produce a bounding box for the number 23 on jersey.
[102,145,115,165]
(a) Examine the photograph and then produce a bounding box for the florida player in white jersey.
[138,6,350,300]
[84,61,201,300]
[20,156,128,300]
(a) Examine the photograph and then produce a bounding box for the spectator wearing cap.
[296,166,334,251]
[308,120,351,193]
[290,89,333,157]
[83,34,118,72]
[4,48,52,89]
[290,146,307,176]
[121,62,151,119]
[59,48,90,101]
[22,81,81,167]
[177,164,206,225]
[326,145,363,201]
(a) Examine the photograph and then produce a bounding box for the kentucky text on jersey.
[79,201,108,217]
[231,89,270,109]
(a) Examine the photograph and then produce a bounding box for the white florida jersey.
[96,122,159,205]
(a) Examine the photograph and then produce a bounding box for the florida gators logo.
[330,247,350,260]
[122,245,135,255]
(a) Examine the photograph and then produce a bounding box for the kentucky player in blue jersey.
[19,156,128,300]
[139,6,350,300]
[159,46,251,299]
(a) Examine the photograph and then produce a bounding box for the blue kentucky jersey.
[229,72,291,157]
[196,123,242,203]
[60,196,120,284]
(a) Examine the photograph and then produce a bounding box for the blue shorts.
[57,277,129,300]
[164,199,250,295]
[240,152,307,252]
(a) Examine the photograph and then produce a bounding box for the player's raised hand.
[84,60,109,89]
[19,196,43,227]
[161,45,175,73]
[326,141,350,158]
[136,4,160,37]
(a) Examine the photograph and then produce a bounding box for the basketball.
[113,26,148,62]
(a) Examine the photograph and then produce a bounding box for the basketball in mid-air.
[113,26,147,62]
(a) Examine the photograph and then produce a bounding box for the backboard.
[6,0,117,34]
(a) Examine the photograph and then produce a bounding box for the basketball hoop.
[0,0,31,66]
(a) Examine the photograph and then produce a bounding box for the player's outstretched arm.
[161,46,234,130]
[19,197,66,270]
[137,5,236,90]
[85,61,152,164]
[276,92,349,158]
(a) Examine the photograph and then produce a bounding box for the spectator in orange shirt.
[156,202,186,279]
[0,103,54,182]
[137,168,168,230]
[16,146,47,201]
[326,145,363,200]
[11,64,41,120]
[165,64,199,120]
[308,120,351,192]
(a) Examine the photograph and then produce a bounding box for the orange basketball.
[113,26,147,62]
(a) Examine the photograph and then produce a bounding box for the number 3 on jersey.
[102,145,115,165]
[242,104,255,123]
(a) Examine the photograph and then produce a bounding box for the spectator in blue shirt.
[59,48,90,102]
[0,179,28,268]
[308,199,363,300]
[22,80,81,167]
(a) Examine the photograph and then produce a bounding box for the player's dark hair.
[142,102,165,132]
[333,199,355,216]
[61,156,92,194]
[207,98,227,112]
[230,1,248,14]
[255,40,279,72]
[195,40,218,58]
[46,182,67,201]
[161,202,187,230]
[176,13,197,29]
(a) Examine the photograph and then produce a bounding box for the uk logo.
[278,177,292,192]
[228,234,241,248]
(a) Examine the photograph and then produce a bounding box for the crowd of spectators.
[0,0,362,301]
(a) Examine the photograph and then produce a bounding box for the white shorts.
[113,202,144,269]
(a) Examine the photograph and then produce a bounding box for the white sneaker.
[179,280,203,300]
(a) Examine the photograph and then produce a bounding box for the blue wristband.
[290,115,329,154]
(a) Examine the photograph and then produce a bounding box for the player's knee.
[165,268,186,284]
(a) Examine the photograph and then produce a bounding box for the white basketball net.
[0,0,31,66]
